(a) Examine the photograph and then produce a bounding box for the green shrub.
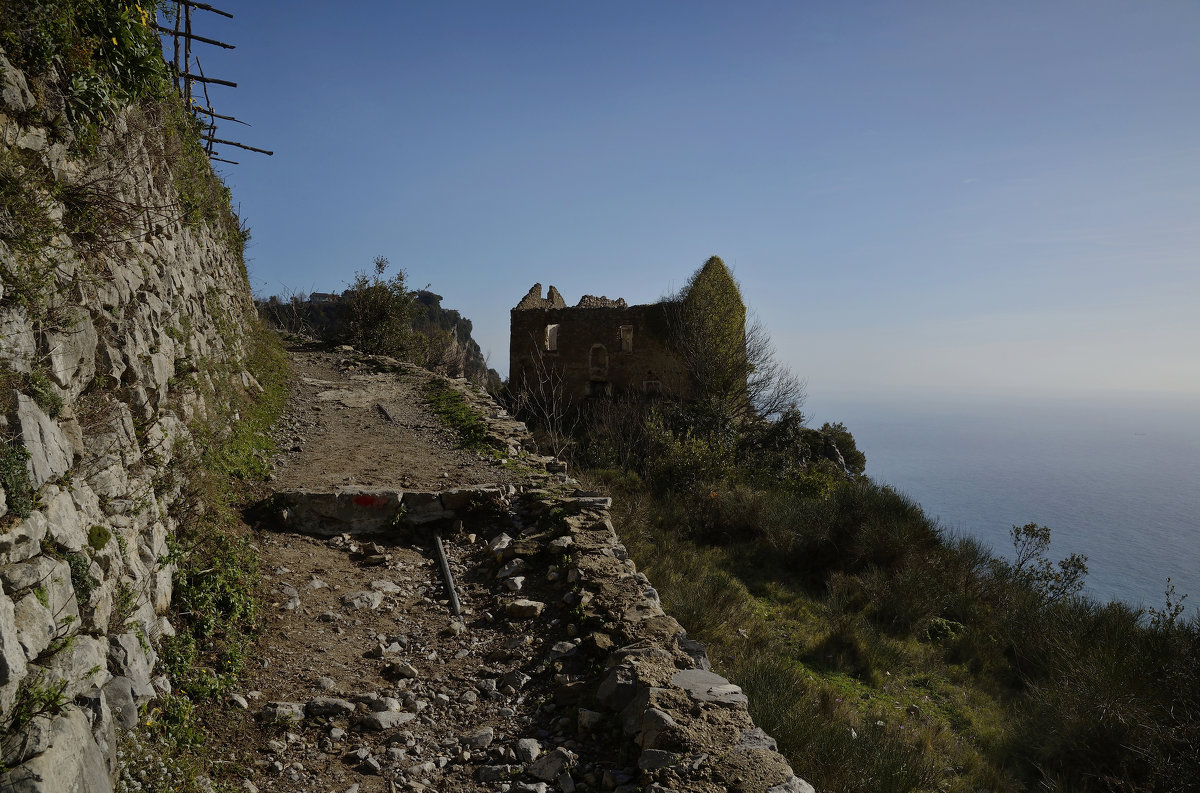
[64,548,95,605]
[87,524,111,550]
[0,439,35,519]
[5,674,68,732]
[340,256,417,357]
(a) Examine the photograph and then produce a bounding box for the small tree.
[341,256,416,357]
[503,334,579,459]
[1010,523,1089,604]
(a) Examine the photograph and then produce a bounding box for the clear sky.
[187,1,1200,402]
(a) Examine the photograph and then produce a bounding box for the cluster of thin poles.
[152,0,272,164]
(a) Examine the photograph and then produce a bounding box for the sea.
[806,390,1200,616]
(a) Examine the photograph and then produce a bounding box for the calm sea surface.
[807,391,1200,613]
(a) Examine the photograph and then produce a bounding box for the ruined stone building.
[509,284,692,401]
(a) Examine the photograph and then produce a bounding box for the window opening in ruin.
[587,381,613,397]
[620,325,633,352]
[545,324,559,352]
[589,343,609,378]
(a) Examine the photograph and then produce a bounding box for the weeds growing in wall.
[424,378,493,454]
[0,438,34,518]
[155,319,286,749]
[0,0,171,133]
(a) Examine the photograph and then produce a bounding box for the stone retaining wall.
[1,50,257,792]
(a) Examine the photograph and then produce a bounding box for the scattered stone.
[548,641,577,659]
[577,709,603,731]
[462,726,494,749]
[305,697,355,718]
[515,738,541,763]
[639,749,678,769]
[505,599,545,619]
[359,711,416,730]
[385,661,419,679]
[497,559,527,579]
[501,670,532,691]
[478,765,518,782]
[258,702,305,723]
[526,747,572,781]
[670,669,749,708]
[341,590,384,610]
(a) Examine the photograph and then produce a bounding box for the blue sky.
[186,1,1200,401]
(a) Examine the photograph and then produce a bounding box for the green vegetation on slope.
[424,378,493,454]
[584,423,1198,792]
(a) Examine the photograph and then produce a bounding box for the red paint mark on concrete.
[354,494,384,508]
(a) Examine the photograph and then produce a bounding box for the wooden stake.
[172,3,181,93]
[192,108,250,126]
[177,0,233,18]
[152,24,234,49]
[209,138,274,156]
[183,4,192,103]
[180,73,237,88]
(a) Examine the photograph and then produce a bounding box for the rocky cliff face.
[1,48,258,791]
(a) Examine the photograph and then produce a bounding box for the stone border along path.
[253,361,814,793]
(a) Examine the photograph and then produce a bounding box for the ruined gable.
[514,283,568,310]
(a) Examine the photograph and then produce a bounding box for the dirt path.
[206,342,635,793]
[271,341,521,492]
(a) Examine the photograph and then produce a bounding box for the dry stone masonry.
[1,50,258,792]
[263,370,813,793]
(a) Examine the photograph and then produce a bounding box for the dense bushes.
[557,388,1200,791]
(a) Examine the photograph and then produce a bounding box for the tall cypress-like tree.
[668,256,804,430]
